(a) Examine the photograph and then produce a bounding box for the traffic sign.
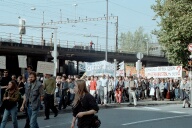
[188,43,192,52]
[136,52,143,60]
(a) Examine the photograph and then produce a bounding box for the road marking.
[169,111,186,114]
[122,115,192,126]
[40,122,71,128]
[143,107,161,111]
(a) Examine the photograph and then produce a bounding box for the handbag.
[91,115,101,128]
[166,91,170,99]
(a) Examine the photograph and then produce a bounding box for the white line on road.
[143,107,161,111]
[39,122,71,128]
[169,111,186,114]
[122,115,192,126]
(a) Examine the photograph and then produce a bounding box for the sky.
[0,0,158,51]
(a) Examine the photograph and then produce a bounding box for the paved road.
[5,104,192,128]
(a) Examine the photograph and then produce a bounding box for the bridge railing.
[0,32,165,57]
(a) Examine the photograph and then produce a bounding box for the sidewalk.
[17,99,182,119]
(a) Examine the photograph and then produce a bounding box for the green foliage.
[152,0,192,66]
[119,27,151,53]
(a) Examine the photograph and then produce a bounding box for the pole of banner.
[136,60,142,78]
[190,54,192,104]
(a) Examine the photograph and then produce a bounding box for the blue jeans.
[174,89,180,99]
[1,106,18,128]
[27,104,40,128]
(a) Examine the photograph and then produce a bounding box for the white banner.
[18,55,27,68]
[145,66,182,78]
[37,61,55,75]
[116,70,125,76]
[85,60,115,76]
[0,56,6,69]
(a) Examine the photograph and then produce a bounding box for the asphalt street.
[5,104,192,128]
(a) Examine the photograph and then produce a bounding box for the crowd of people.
[79,74,191,108]
[0,65,191,127]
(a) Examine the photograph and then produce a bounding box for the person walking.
[100,74,108,105]
[89,76,97,98]
[181,78,191,108]
[128,76,137,107]
[20,71,44,128]
[43,74,58,120]
[59,76,69,110]
[71,79,99,128]
[159,79,165,101]
[1,81,20,128]
[108,77,115,103]
[0,69,12,104]
[95,76,102,104]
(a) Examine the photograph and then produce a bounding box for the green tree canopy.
[119,27,151,54]
[152,0,192,66]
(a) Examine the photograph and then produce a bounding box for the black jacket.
[72,93,99,127]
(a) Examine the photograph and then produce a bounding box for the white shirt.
[100,77,108,87]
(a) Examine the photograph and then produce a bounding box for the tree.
[119,27,151,54]
[152,0,192,66]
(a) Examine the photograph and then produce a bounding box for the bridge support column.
[27,57,32,66]
[59,59,65,74]
[44,55,48,62]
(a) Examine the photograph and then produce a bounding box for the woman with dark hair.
[17,76,25,112]
[71,80,99,128]
[115,76,124,104]
[1,81,20,128]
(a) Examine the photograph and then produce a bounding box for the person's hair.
[4,69,9,73]
[18,76,23,81]
[29,71,37,78]
[9,80,18,91]
[128,76,133,79]
[87,76,91,81]
[12,74,16,78]
[62,75,67,80]
[27,65,33,70]
[72,79,89,107]
[75,75,80,79]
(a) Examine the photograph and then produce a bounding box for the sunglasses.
[4,72,8,73]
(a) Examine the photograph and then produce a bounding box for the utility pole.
[115,16,118,52]
[105,0,108,62]
[53,29,57,77]
[41,11,44,45]
[60,9,62,21]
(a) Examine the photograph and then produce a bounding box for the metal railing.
[0,32,164,57]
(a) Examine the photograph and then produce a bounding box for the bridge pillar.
[59,59,65,75]
[44,55,48,62]
[27,56,32,66]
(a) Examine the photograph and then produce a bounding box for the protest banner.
[18,55,27,68]
[145,66,182,78]
[37,61,54,75]
[85,60,115,76]
[0,56,6,69]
